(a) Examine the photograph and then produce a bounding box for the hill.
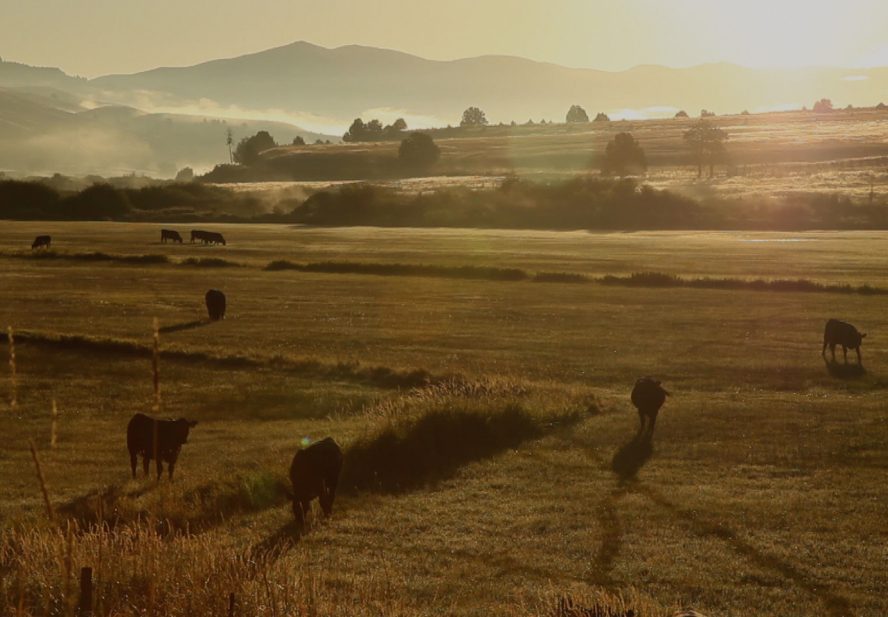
[92,41,888,126]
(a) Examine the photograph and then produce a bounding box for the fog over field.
[2,2,888,616]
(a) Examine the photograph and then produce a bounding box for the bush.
[566,105,589,123]
[601,133,647,176]
[398,133,440,170]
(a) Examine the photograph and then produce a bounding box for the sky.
[2,0,887,77]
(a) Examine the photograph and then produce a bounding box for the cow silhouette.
[631,377,669,440]
[126,413,198,480]
[205,289,226,321]
[289,437,343,529]
[822,319,866,365]
[31,235,51,250]
[161,229,183,244]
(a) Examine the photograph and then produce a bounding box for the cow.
[631,377,669,440]
[822,319,866,365]
[126,413,198,480]
[289,437,343,529]
[161,229,183,244]
[205,289,226,321]
[204,231,226,246]
[31,235,51,250]
[190,229,208,244]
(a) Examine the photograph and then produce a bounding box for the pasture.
[0,222,886,616]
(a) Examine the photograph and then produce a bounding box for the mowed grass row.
[4,222,888,285]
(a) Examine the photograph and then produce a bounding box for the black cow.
[31,235,51,250]
[126,413,198,480]
[631,377,669,439]
[289,437,343,529]
[204,231,226,246]
[205,289,226,320]
[822,319,866,365]
[190,229,208,243]
[161,229,183,244]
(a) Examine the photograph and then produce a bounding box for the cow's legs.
[156,458,163,481]
[167,461,175,480]
[142,454,150,477]
[821,339,828,358]
[856,347,862,366]
[843,346,848,364]
[320,481,337,516]
[130,451,137,479]
[830,343,837,362]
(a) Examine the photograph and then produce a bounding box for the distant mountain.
[91,41,888,124]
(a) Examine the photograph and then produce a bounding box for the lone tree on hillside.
[566,105,589,123]
[460,107,488,128]
[292,136,306,145]
[601,132,647,176]
[813,98,834,113]
[594,112,611,122]
[398,133,440,170]
[675,110,689,119]
[233,131,277,166]
[683,121,728,178]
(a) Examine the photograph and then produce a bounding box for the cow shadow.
[158,320,210,334]
[247,521,301,563]
[610,435,654,482]
[823,359,866,379]
[635,483,853,617]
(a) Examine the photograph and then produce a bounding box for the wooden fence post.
[78,567,93,616]
[28,439,53,519]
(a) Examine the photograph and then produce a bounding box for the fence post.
[7,325,16,410]
[78,567,93,616]
[228,592,236,617]
[28,439,53,519]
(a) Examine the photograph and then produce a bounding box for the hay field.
[1,222,886,616]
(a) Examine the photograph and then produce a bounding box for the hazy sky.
[2,0,887,77]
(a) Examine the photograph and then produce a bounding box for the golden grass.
[0,223,886,616]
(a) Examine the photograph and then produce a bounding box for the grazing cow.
[822,318,866,365]
[161,229,183,244]
[190,229,208,244]
[203,231,226,246]
[289,437,343,529]
[205,289,226,320]
[631,377,669,439]
[126,413,197,480]
[31,235,51,250]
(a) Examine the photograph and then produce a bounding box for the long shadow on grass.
[824,359,866,380]
[158,320,210,334]
[634,483,853,617]
[341,406,584,494]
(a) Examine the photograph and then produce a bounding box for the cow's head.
[857,332,867,347]
[173,419,198,444]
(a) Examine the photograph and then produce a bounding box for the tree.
[175,167,194,182]
[233,131,276,166]
[675,110,689,119]
[390,118,408,131]
[701,109,716,118]
[292,136,306,146]
[594,112,611,122]
[683,121,728,178]
[566,105,589,123]
[343,118,366,142]
[813,98,833,113]
[399,133,440,170]
[460,107,488,128]
[877,102,887,110]
[601,132,647,176]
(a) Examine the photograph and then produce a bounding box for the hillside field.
[0,222,886,616]
[243,108,888,202]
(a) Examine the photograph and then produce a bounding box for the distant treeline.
[2,176,888,230]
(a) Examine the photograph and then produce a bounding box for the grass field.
[1,222,886,616]
[248,108,888,203]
